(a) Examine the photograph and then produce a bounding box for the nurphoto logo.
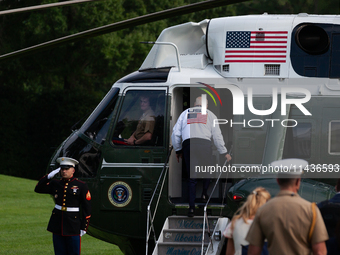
[198,83,312,128]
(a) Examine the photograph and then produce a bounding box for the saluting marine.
[35,157,91,255]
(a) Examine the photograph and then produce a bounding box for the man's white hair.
[194,96,208,106]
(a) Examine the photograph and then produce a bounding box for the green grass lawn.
[0,174,123,255]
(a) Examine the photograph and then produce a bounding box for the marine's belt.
[55,204,79,212]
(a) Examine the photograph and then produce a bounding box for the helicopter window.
[112,90,166,146]
[80,87,119,144]
[283,122,312,159]
[329,121,340,154]
[56,134,101,178]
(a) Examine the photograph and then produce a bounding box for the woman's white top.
[223,218,253,255]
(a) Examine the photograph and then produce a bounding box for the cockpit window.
[80,87,119,144]
[283,122,312,159]
[112,90,166,146]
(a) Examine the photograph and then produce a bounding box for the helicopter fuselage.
[48,14,340,254]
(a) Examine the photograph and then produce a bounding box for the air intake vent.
[265,64,280,76]
[143,188,153,201]
[223,64,230,72]
[295,24,329,55]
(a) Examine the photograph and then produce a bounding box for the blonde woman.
[223,187,271,255]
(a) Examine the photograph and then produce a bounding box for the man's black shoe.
[201,194,208,203]
[188,207,195,217]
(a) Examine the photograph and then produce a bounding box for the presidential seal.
[108,181,132,207]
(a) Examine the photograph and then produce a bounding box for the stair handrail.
[220,143,233,217]
[201,158,229,255]
[146,146,173,255]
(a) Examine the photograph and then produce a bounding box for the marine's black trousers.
[53,234,80,255]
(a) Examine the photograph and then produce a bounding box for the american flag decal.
[187,112,207,124]
[225,31,288,63]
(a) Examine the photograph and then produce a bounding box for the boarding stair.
[146,146,232,255]
[152,215,229,255]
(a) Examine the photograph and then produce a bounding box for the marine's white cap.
[56,157,79,167]
[271,158,308,178]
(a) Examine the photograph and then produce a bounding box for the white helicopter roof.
[140,13,340,79]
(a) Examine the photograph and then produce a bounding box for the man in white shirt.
[171,96,231,217]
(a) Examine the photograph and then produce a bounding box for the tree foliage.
[0,0,338,179]
[234,0,339,15]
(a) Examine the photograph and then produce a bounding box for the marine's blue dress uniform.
[35,174,91,254]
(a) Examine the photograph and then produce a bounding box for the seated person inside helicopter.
[112,93,156,146]
[124,95,155,145]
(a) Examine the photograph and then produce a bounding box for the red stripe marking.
[225,60,286,63]
[251,36,287,39]
[225,55,286,58]
[226,50,286,53]
[251,40,287,44]
[250,46,287,48]
[251,31,288,34]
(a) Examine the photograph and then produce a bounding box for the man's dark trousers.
[182,138,213,208]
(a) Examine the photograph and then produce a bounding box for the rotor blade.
[0,0,101,16]
[0,0,247,62]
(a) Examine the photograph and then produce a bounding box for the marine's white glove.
[80,230,86,237]
[47,167,61,179]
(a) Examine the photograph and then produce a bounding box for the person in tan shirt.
[125,95,155,146]
[246,159,328,255]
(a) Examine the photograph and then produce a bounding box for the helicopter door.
[169,86,233,205]
[100,87,168,212]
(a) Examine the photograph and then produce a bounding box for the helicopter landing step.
[152,215,229,255]
[174,204,226,209]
